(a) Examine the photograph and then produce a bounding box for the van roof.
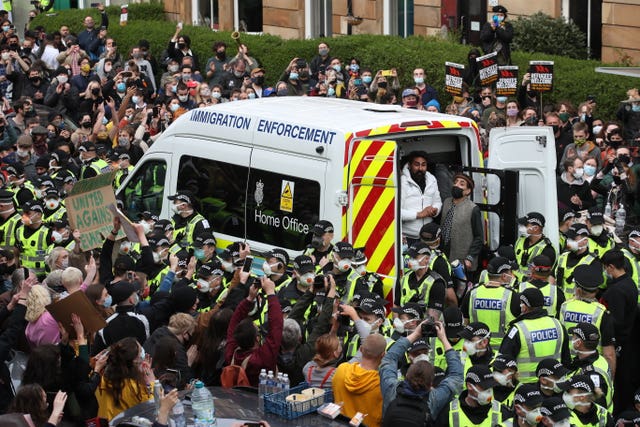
[177,97,472,134]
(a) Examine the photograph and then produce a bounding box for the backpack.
[382,389,433,427]
[220,348,252,388]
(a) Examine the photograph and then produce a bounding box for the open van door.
[487,126,559,250]
[346,139,401,302]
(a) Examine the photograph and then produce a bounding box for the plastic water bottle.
[276,372,284,392]
[616,204,626,236]
[170,399,186,427]
[604,202,612,218]
[192,381,215,426]
[153,380,163,415]
[282,373,290,394]
[258,369,268,412]
[266,370,275,394]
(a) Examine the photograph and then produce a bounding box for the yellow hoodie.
[332,362,382,427]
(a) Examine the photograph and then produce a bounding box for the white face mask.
[59,258,69,269]
[335,257,352,272]
[393,317,410,334]
[562,392,590,409]
[298,272,315,287]
[46,199,59,210]
[152,250,167,264]
[566,238,583,252]
[262,262,280,277]
[171,202,186,214]
[57,75,68,84]
[552,419,571,427]
[197,278,210,293]
[519,405,543,425]
[139,221,152,235]
[518,225,529,237]
[52,230,64,243]
[573,168,584,179]
[470,384,493,405]
[493,371,513,387]
[367,318,380,333]
[119,241,132,255]
[463,339,479,356]
[221,260,234,273]
[354,264,367,276]
[407,256,427,272]
[592,125,602,135]
[590,225,603,236]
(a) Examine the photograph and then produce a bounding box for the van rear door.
[346,139,400,301]
[487,126,558,249]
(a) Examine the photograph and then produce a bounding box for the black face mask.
[551,125,560,134]
[378,82,388,89]
[216,50,226,60]
[91,88,100,96]
[22,48,31,56]
[177,43,186,50]
[609,139,622,149]
[81,122,92,129]
[252,75,264,86]
[0,263,15,275]
[8,44,18,51]
[29,76,40,83]
[451,186,464,199]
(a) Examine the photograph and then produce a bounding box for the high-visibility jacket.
[519,281,560,317]
[17,225,51,278]
[514,236,556,281]
[449,398,503,426]
[513,316,564,383]
[568,402,609,426]
[555,252,597,299]
[0,212,20,247]
[588,235,615,259]
[621,248,640,305]
[559,299,606,355]
[570,355,613,413]
[468,284,516,348]
[398,270,439,307]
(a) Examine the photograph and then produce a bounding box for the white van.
[116,97,557,298]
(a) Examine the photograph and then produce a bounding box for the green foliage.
[512,12,589,60]
[30,8,636,120]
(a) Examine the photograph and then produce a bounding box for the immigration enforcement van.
[116,97,557,299]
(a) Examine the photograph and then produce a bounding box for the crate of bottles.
[264,382,333,420]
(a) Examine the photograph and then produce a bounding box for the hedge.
[32,3,637,120]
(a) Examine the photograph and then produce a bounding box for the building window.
[235,0,263,32]
[197,0,219,29]
[305,0,332,38]
[383,0,414,37]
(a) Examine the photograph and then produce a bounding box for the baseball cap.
[108,280,140,305]
[193,231,217,248]
[419,222,441,242]
[358,299,385,318]
[409,338,430,353]
[588,208,605,225]
[391,302,424,319]
[565,223,589,239]
[407,241,431,258]
[629,228,640,240]
[540,397,571,422]
[2,163,23,177]
[43,187,59,199]
[559,207,576,223]
[77,141,96,152]
[573,264,603,291]
[525,212,546,227]
[22,200,43,213]
[198,260,224,278]
[530,255,552,273]
[114,255,136,272]
[148,235,171,248]
[175,249,190,268]
[312,220,334,236]
[559,374,595,394]
[51,218,69,229]
[492,354,518,371]
[514,383,543,407]
[520,287,545,308]
[0,189,14,204]
[536,358,569,378]
[154,219,174,233]
[569,322,600,343]
[615,411,640,425]
[402,88,417,98]
[168,190,195,206]
[292,255,314,274]
[333,241,354,259]
[486,256,512,274]
[138,211,159,222]
[466,364,498,389]
[264,248,290,267]
[442,306,464,338]
[458,322,491,340]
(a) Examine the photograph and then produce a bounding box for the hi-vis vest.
[469,284,516,348]
[339,269,363,303]
[147,265,170,295]
[570,355,613,414]
[17,225,51,277]
[555,252,597,299]
[2,1,10,12]
[0,212,20,247]
[513,316,564,383]
[519,281,559,317]
[588,235,615,259]
[174,213,207,249]
[449,398,502,426]
[398,271,438,307]
[514,236,556,281]
[622,248,640,305]
[81,158,110,180]
[568,402,609,427]
[559,299,605,354]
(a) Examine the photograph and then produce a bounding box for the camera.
[420,317,437,338]
[313,274,326,290]
[296,59,307,69]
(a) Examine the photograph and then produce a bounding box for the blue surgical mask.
[194,248,205,261]
[362,76,372,84]
[116,82,126,92]
[349,64,359,72]
[333,65,341,73]
[584,164,596,176]
[496,96,508,103]
[132,96,140,104]
[103,294,113,308]
[289,72,299,80]
[633,104,640,113]
[327,87,335,97]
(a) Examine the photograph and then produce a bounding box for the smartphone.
[121,71,132,78]
[153,105,160,117]
[353,78,362,86]
[90,2,100,7]
[244,423,265,427]
[242,256,253,273]
[381,70,393,77]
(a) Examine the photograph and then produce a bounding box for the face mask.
[177,42,186,50]
[55,74,69,85]
[131,95,141,104]
[116,136,129,147]
[518,225,529,237]
[289,72,299,80]
[573,168,584,179]
[262,262,280,277]
[194,248,206,261]
[507,107,518,117]
[590,225,603,236]
[336,258,351,272]
[21,214,33,226]
[52,230,64,243]
[327,87,335,97]
[319,48,329,56]
[211,91,222,99]
[46,199,59,210]
[104,64,112,73]
[584,164,596,176]
[393,317,410,334]
[233,70,244,78]
[197,278,211,293]
[407,257,426,272]
[496,96,507,103]
[592,125,602,135]
[559,112,570,122]
[354,264,367,276]
[2,26,9,32]
[519,405,542,425]
[451,186,464,199]
[493,371,513,387]
[362,75,372,84]
[378,81,388,89]
[552,420,571,427]
[574,137,586,146]
[308,236,324,251]
[299,272,315,287]
[178,94,189,102]
[332,65,341,73]
[139,221,152,235]
[463,339,479,356]
[152,250,166,264]
[248,93,256,99]
[471,384,493,405]
[81,121,92,129]
[119,241,132,255]
[348,64,359,73]
[91,87,100,96]
[618,154,631,164]
[114,81,126,93]
[199,88,211,97]
[222,260,234,273]
[166,64,179,73]
[168,103,180,112]
[103,294,113,308]
[566,239,581,252]
[562,392,577,409]
[17,149,29,158]
[633,105,640,113]
[80,64,91,73]
[414,77,424,85]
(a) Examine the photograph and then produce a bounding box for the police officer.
[137,211,158,236]
[554,223,599,299]
[16,200,52,279]
[3,163,35,207]
[559,264,616,374]
[514,212,557,282]
[461,256,520,349]
[351,247,384,299]
[390,302,424,340]
[42,187,66,223]
[491,354,519,408]
[587,208,615,259]
[539,396,573,426]
[195,260,226,311]
[419,222,457,307]
[621,228,640,305]
[278,255,313,308]
[437,364,508,427]
[520,255,565,318]
[344,298,393,360]
[395,241,446,319]
[325,241,361,303]
[78,141,110,180]
[558,206,576,252]
[0,189,20,247]
[154,219,176,250]
[458,322,494,378]
[192,231,217,267]
[50,218,75,251]
[110,151,134,189]
[512,384,544,426]
[262,248,290,291]
[429,306,464,371]
[168,190,211,251]
[143,235,171,295]
[499,287,571,384]
[304,220,334,265]
[568,322,613,413]
[559,375,612,426]
[536,358,570,398]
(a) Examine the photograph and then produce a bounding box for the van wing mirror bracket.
[536,135,547,148]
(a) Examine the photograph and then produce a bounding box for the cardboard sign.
[476,52,498,86]
[496,66,519,96]
[46,291,107,339]
[529,61,554,92]
[67,171,118,250]
[107,204,139,243]
[445,62,465,96]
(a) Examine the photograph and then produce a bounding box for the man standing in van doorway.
[401,151,442,246]
[304,220,334,266]
[168,190,211,252]
[440,174,483,274]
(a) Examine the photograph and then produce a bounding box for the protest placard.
[67,171,118,250]
[47,291,107,339]
[529,61,554,92]
[496,66,519,96]
[477,52,498,86]
[445,62,465,96]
